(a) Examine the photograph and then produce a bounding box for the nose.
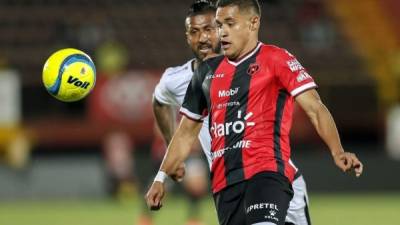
[199,31,209,43]
[218,26,227,38]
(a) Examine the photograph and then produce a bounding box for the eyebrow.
[224,17,235,22]
[190,22,214,29]
[216,16,235,24]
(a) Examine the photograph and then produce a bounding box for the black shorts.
[213,172,294,225]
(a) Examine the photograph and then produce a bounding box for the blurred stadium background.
[0,0,400,224]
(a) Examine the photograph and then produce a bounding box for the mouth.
[221,41,231,50]
[198,45,212,54]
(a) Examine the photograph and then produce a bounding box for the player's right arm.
[152,70,186,181]
[153,70,178,145]
[145,117,202,210]
[152,96,176,145]
[146,62,209,211]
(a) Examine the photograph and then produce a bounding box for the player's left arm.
[295,89,363,177]
[273,47,363,177]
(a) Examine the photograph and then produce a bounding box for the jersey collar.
[188,58,196,72]
[226,42,262,67]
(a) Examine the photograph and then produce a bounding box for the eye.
[205,27,214,32]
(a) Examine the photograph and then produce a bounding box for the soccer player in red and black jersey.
[146,0,363,224]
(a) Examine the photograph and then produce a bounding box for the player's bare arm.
[152,97,176,145]
[152,96,186,181]
[295,89,363,177]
[145,116,202,210]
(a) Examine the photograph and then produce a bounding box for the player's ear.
[249,15,260,31]
[185,18,191,45]
[185,31,191,45]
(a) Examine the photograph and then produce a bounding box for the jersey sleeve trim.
[179,107,204,122]
[291,82,317,96]
[153,92,172,105]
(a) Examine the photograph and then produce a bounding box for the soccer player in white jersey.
[152,1,311,224]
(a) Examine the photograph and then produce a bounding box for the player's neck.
[193,59,200,71]
[232,39,259,62]
[194,53,220,70]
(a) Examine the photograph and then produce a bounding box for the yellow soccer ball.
[42,48,96,102]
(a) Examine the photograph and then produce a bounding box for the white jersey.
[154,59,212,169]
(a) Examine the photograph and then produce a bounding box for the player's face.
[216,5,257,60]
[186,13,220,60]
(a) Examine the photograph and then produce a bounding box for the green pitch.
[0,193,398,225]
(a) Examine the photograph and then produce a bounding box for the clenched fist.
[333,152,363,177]
[145,181,165,211]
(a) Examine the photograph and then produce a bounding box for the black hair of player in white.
[187,0,217,18]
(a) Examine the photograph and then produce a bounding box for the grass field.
[0,193,399,225]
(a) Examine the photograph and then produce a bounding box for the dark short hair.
[216,0,261,16]
[187,0,217,17]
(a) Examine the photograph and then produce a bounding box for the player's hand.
[145,181,165,211]
[170,162,186,182]
[333,152,363,177]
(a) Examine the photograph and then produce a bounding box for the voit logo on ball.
[67,75,91,89]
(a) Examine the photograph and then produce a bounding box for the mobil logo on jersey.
[218,87,239,98]
[211,110,255,138]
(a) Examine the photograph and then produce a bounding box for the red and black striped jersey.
[180,42,317,193]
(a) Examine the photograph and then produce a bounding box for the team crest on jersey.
[247,63,260,75]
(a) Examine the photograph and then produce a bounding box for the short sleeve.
[179,64,208,122]
[153,69,175,105]
[274,49,317,96]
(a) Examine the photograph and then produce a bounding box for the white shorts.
[285,175,311,225]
